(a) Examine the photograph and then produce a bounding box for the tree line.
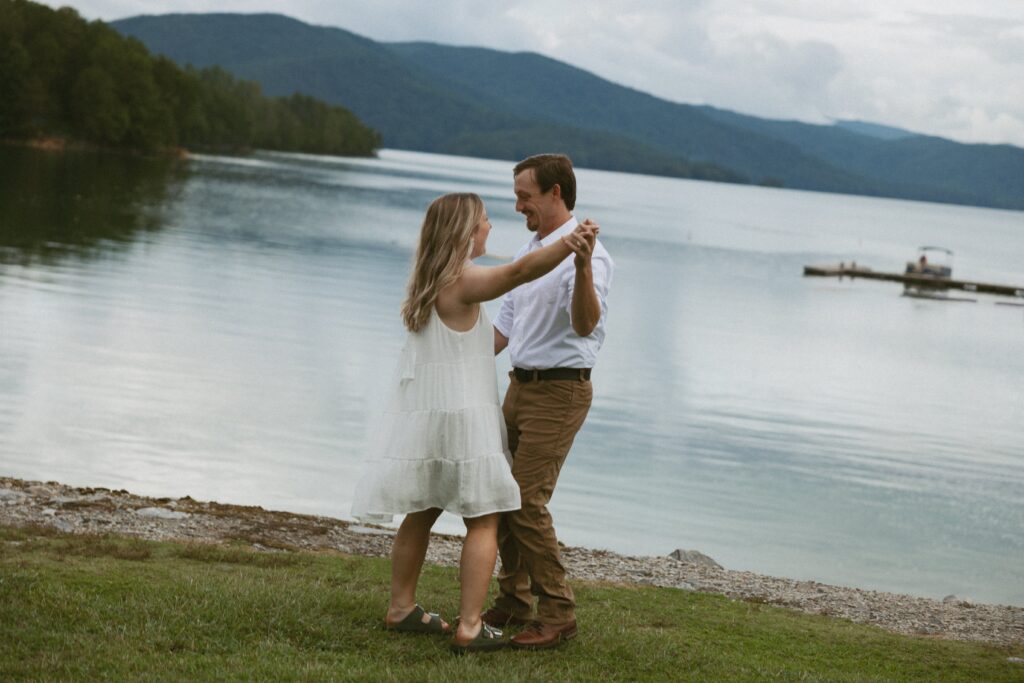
[0,0,380,156]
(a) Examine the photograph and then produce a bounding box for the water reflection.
[0,145,187,264]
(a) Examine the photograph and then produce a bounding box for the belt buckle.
[515,368,539,382]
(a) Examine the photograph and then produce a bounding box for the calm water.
[1,146,1022,605]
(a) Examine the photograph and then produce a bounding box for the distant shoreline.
[1,137,190,159]
[1,475,1020,646]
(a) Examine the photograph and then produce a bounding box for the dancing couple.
[352,153,614,653]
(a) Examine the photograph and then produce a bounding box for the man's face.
[514,169,558,233]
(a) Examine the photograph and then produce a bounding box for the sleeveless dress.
[350,305,521,523]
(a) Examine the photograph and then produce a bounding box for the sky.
[55,0,1024,148]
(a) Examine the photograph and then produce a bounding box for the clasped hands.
[561,219,599,267]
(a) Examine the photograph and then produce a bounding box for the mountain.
[833,120,916,141]
[112,13,1024,210]
[109,13,741,184]
[386,42,889,194]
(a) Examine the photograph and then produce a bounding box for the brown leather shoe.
[510,619,578,649]
[481,607,531,628]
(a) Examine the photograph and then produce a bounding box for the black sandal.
[450,623,507,654]
[385,604,450,635]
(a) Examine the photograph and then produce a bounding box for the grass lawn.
[0,524,1020,681]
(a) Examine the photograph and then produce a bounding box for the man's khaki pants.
[494,374,592,625]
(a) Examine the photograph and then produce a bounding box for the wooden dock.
[803,264,1024,299]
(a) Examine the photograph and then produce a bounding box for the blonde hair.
[401,193,483,332]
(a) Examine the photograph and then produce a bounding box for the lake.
[1,145,1021,606]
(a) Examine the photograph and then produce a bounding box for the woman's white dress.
[350,306,521,523]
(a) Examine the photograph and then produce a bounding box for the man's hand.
[494,327,509,356]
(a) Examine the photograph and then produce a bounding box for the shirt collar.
[534,216,578,248]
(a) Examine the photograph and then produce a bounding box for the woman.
[351,192,597,653]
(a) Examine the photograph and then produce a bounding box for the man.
[484,153,614,649]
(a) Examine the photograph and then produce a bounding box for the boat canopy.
[918,246,954,256]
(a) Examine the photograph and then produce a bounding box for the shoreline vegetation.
[2,135,189,158]
[1,475,1021,654]
[0,1,380,158]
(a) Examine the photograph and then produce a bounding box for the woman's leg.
[387,508,444,626]
[454,513,500,643]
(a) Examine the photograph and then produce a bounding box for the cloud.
[819,8,1024,144]
[701,34,844,122]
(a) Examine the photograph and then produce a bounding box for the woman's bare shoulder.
[435,275,481,332]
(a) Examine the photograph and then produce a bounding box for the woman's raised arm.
[455,221,599,305]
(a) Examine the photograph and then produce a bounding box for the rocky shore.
[1,476,1021,647]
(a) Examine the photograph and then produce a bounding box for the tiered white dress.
[350,306,521,523]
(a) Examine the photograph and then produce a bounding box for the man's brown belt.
[512,367,591,382]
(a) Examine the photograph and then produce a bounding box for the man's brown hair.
[514,154,576,211]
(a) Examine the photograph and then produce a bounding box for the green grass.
[1,524,1020,682]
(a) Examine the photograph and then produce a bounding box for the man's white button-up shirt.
[494,216,614,370]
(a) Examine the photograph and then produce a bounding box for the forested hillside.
[0,0,379,156]
[109,12,744,184]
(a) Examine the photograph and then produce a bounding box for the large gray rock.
[668,548,722,569]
